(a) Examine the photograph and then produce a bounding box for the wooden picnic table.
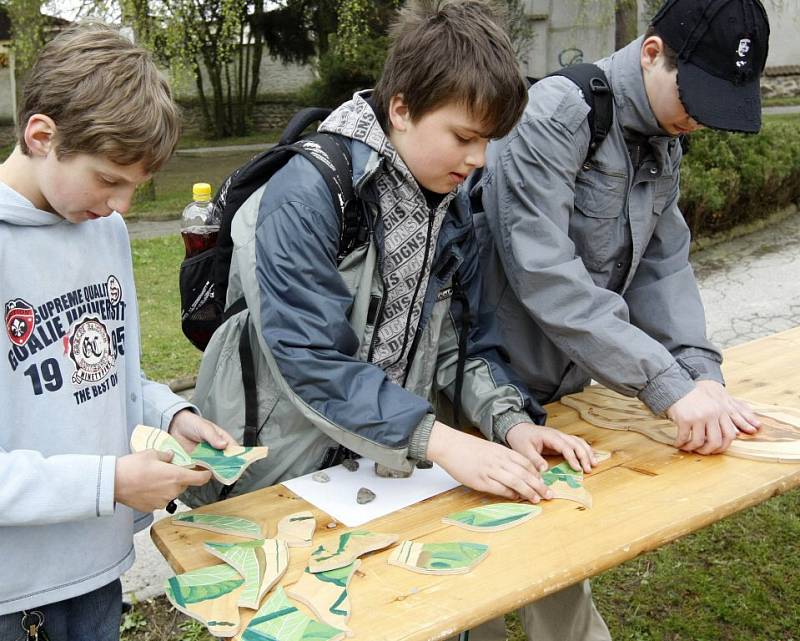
[151,326,800,640]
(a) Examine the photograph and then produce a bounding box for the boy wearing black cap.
[470,0,770,639]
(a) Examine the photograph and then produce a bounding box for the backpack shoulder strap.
[543,63,614,163]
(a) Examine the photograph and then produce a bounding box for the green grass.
[177,130,281,149]
[763,96,800,108]
[128,149,266,221]
[132,235,202,383]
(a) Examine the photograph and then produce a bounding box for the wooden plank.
[152,327,800,640]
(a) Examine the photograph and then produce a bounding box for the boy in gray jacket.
[0,24,232,640]
[189,0,597,508]
[474,0,770,639]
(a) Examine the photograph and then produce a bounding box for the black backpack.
[179,108,369,352]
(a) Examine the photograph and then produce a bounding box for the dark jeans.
[0,579,122,641]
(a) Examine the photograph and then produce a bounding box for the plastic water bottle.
[180,182,218,258]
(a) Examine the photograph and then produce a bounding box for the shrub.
[303,35,389,108]
[680,118,800,237]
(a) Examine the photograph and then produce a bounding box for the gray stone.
[342,458,359,472]
[326,521,338,529]
[416,459,434,470]
[374,462,413,478]
[356,487,376,504]
[312,471,330,483]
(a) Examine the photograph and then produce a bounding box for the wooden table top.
[151,326,800,641]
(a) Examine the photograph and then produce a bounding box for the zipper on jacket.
[366,228,386,363]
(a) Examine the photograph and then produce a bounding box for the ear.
[640,35,665,73]
[387,94,411,133]
[23,114,57,158]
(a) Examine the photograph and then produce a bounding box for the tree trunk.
[615,0,638,51]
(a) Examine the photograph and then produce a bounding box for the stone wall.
[761,66,800,100]
[178,97,306,137]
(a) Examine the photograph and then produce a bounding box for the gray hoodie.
[476,37,723,414]
[0,182,191,614]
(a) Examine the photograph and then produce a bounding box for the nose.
[466,140,488,169]
[108,186,136,215]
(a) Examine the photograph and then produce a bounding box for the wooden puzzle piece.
[130,425,193,466]
[388,540,489,575]
[172,513,264,540]
[164,563,244,638]
[593,449,612,463]
[561,387,800,462]
[205,538,289,610]
[235,586,345,641]
[308,530,398,573]
[542,463,592,509]
[277,511,316,547]
[131,424,268,484]
[189,441,269,484]
[286,560,361,636]
[442,503,542,532]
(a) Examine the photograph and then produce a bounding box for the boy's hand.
[667,380,760,455]
[506,423,597,473]
[167,409,236,455]
[425,421,553,503]
[114,450,212,512]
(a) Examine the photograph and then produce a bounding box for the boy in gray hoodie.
[474,0,771,639]
[0,23,232,641]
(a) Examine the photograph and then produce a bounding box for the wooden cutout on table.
[286,560,361,636]
[308,530,398,573]
[542,463,592,509]
[204,538,289,610]
[593,449,612,463]
[388,540,489,575]
[235,586,345,641]
[130,424,268,484]
[164,563,244,638]
[277,511,316,547]
[442,503,542,532]
[561,386,800,463]
[172,513,264,540]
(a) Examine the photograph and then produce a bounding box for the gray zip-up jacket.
[185,96,544,505]
[0,183,192,614]
[476,37,723,415]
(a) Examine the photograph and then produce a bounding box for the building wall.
[0,44,14,123]
[763,0,800,68]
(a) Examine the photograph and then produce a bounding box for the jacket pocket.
[571,167,627,271]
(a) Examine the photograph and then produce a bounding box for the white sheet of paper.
[282,458,461,527]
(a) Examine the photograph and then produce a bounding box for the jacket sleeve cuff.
[677,353,725,386]
[98,455,117,517]
[638,361,696,416]
[159,401,198,430]
[408,414,436,461]
[493,410,535,444]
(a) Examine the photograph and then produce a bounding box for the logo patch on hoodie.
[68,316,115,385]
[4,298,35,347]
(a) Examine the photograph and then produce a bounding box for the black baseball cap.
[651,0,770,133]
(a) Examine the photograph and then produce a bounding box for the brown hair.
[18,22,180,173]
[644,25,678,70]
[373,0,527,139]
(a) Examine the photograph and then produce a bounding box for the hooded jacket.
[0,182,192,614]
[476,37,724,414]
[186,93,544,504]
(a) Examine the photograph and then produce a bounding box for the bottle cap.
[192,182,212,202]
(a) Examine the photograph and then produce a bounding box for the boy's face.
[641,37,703,136]
[38,152,150,224]
[387,97,489,194]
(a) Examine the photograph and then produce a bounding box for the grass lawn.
[133,235,202,383]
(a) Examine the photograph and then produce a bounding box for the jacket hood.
[600,36,670,139]
[318,91,422,191]
[0,182,64,226]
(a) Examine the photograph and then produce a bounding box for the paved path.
[122,202,800,601]
[763,104,800,115]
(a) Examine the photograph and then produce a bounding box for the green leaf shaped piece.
[240,587,345,641]
[172,513,264,539]
[164,563,244,638]
[388,540,489,575]
[542,463,583,489]
[188,441,268,485]
[204,538,289,610]
[443,503,542,532]
[286,561,360,634]
[130,424,192,466]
